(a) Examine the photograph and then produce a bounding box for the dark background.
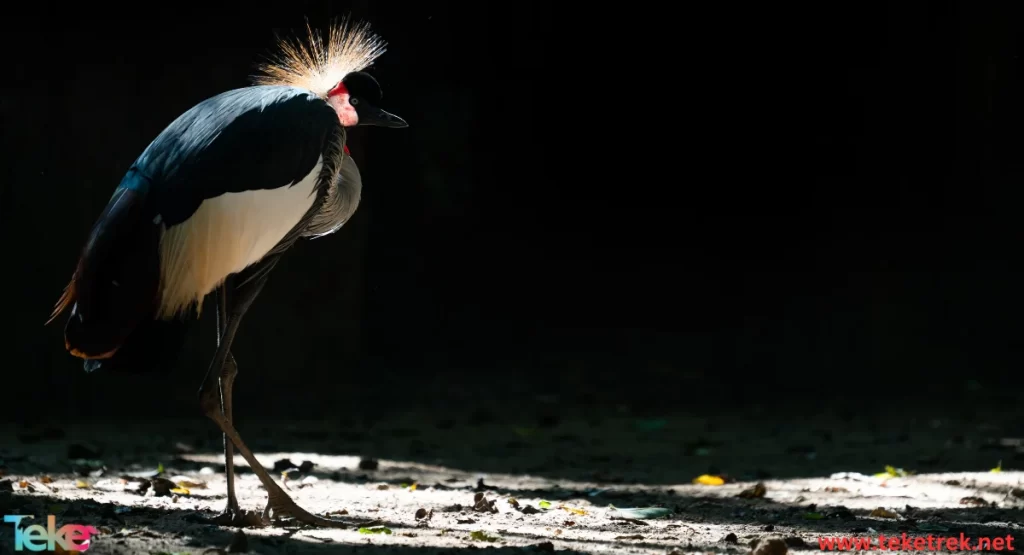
[3,1,1024,422]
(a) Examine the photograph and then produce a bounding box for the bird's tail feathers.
[52,186,163,361]
[46,276,77,325]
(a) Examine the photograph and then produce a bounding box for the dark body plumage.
[52,85,351,372]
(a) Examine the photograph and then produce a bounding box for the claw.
[262,494,360,528]
[206,507,265,528]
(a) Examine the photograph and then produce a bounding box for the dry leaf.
[959,496,987,506]
[869,507,899,518]
[559,505,588,515]
[737,482,767,498]
[40,476,54,484]
[172,477,207,489]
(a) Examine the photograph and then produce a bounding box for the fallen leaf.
[608,506,672,519]
[469,530,499,542]
[959,496,987,506]
[803,512,824,520]
[358,526,392,535]
[874,465,910,478]
[538,500,552,509]
[170,487,190,495]
[869,508,899,518]
[736,482,767,498]
[40,476,53,484]
[991,460,1003,473]
[74,480,89,489]
[172,477,207,489]
[559,505,588,515]
[692,474,725,485]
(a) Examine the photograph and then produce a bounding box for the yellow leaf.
[74,480,89,489]
[559,505,588,515]
[170,487,190,495]
[408,483,418,491]
[875,465,909,478]
[692,474,725,486]
[991,460,1003,473]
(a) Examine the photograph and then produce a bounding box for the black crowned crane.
[47,19,406,528]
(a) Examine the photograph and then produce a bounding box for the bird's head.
[326,71,407,128]
[252,17,408,129]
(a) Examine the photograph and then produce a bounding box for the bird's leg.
[197,271,357,529]
[205,283,258,527]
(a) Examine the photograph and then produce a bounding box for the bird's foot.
[261,492,361,529]
[206,506,265,528]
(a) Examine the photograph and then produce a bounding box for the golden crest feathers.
[251,17,387,95]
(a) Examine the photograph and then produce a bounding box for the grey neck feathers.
[303,152,363,238]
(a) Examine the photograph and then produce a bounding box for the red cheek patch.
[344,144,351,155]
[329,82,349,98]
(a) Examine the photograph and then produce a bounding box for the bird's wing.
[49,86,346,361]
[135,86,345,227]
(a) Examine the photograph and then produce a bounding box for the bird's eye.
[350,98,359,105]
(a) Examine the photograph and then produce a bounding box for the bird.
[46,18,407,528]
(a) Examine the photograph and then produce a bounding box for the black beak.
[357,103,408,128]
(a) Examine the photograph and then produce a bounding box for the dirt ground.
[1,395,1023,554]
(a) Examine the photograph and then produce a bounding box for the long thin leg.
[218,286,238,511]
[207,282,256,526]
[197,267,355,528]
